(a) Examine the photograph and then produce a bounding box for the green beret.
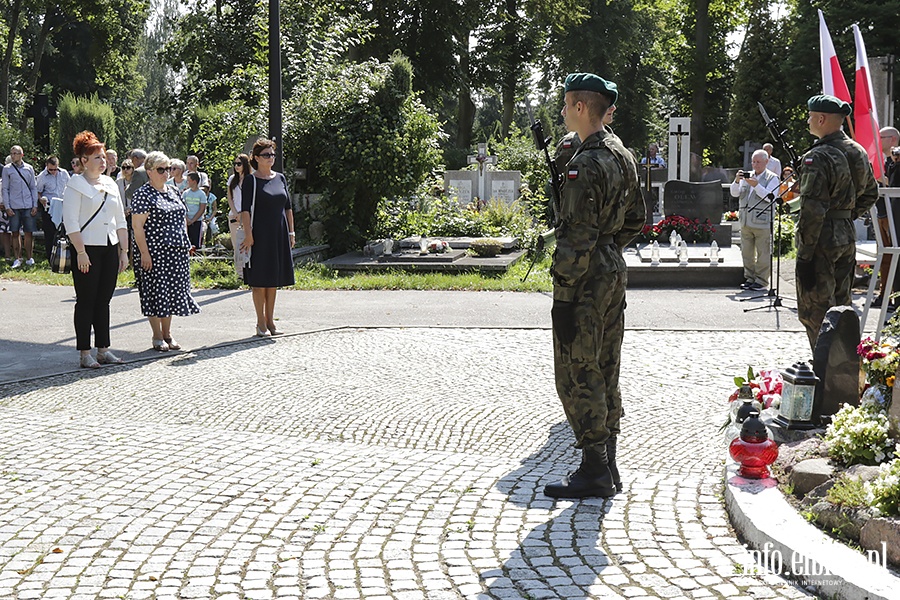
[564,73,618,105]
[807,94,851,116]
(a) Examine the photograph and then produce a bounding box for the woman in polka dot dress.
[131,151,200,352]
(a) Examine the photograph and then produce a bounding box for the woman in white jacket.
[63,131,129,368]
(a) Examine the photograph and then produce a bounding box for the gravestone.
[812,306,861,424]
[488,171,521,204]
[663,180,723,225]
[443,171,477,204]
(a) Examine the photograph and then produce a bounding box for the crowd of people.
[0,133,297,368]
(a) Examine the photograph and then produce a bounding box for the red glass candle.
[729,410,779,479]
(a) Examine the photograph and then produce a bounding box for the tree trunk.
[690,0,710,159]
[20,3,56,132]
[500,0,517,139]
[456,30,474,149]
[0,0,23,121]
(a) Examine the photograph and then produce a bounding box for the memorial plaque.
[444,171,477,204]
[488,171,520,204]
[663,180,723,225]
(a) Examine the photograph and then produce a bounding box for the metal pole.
[268,0,283,173]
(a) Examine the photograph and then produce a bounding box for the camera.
[739,170,752,178]
[892,147,900,157]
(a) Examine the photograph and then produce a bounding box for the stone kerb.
[724,462,900,600]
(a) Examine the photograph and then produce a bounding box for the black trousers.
[39,204,55,262]
[71,242,120,351]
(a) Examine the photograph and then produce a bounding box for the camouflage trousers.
[553,269,627,448]
[796,242,855,351]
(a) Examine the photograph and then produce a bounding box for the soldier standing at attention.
[795,94,877,351]
[544,73,645,499]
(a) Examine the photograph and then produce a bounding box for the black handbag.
[50,193,107,274]
[49,223,73,274]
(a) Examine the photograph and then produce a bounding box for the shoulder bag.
[51,192,107,274]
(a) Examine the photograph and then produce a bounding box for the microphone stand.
[741,181,796,311]
[739,102,803,312]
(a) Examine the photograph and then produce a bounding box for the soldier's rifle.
[522,99,560,283]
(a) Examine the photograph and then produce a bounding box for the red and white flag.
[818,10,852,102]
[852,24,883,180]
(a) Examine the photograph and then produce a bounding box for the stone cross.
[667,117,691,182]
[467,142,498,201]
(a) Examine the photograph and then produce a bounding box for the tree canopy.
[0,0,897,176]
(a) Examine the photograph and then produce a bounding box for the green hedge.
[56,94,116,166]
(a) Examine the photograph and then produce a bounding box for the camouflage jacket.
[797,132,855,260]
[551,130,645,302]
[817,130,879,220]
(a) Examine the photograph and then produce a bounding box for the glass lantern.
[774,362,819,430]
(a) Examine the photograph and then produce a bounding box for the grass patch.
[826,476,869,508]
[1,252,553,292]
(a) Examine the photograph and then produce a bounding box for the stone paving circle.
[0,327,819,599]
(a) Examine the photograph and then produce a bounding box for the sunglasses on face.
[48,168,58,172]
[257,152,276,158]
[122,166,134,170]
[155,166,173,174]
[233,162,242,166]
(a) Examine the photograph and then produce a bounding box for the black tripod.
[741,183,796,311]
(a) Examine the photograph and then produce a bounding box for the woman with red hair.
[62,131,129,368]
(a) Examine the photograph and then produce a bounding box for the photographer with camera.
[731,149,780,291]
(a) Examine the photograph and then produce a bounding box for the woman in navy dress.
[132,151,200,351]
[240,138,295,337]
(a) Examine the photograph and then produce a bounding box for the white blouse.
[63,174,127,246]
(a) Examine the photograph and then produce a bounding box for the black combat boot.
[543,443,617,499]
[607,436,622,493]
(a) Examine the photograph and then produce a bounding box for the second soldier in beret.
[544,73,645,499]
[795,94,878,350]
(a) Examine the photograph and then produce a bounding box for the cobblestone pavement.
[0,328,817,599]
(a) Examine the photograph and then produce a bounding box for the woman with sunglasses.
[227,153,251,279]
[131,151,199,352]
[240,138,295,336]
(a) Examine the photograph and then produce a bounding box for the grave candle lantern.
[419,235,428,254]
[709,240,719,266]
[650,241,660,266]
[774,362,819,430]
[729,410,778,479]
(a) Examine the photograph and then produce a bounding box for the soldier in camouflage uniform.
[550,104,619,225]
[795,94,877,351]
[544,73,645,499]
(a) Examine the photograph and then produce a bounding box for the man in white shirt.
[731,149,781,291]
[763,143,782,177]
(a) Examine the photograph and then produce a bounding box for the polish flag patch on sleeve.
[562,140,572,149]
[804,157,814,165]
[567,167,579,179]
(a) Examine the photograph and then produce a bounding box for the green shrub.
[774,215,796,256]
[56,94,116,165]
[189,100,265,197]
[285,52,443,254]
[469,239,503,257]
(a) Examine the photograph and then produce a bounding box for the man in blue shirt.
[640,143,666,169]
[36,156,70,261]
[1,145,39,268]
